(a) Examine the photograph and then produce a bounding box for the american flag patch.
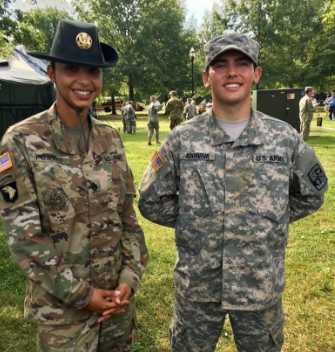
[0,152,13,173]
[151,151,165,172]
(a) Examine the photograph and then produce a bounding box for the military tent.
[0,44,55,139]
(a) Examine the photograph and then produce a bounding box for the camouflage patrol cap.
[150,95,157,100]
[204,32,260,69]
[305,86,313,93]
[169,90,177,96]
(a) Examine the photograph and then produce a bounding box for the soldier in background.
[138,33,327,352]
[0,19,148,351]
[200,98,207,114]
[121,102,127,133]
[299,86,317,141]
[184,98,196,120]
[165,90,184,130]
[125,101,137,134]
[147,95,163,145]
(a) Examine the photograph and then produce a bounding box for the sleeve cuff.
[118,266,141,293]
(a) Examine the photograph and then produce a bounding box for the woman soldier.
[0,19,148,351]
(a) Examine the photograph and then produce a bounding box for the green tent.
[0,45,55,139]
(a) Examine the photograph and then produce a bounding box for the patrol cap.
[204,32,259,70]
[305,86,313,93]
[150,95,157,100]
[169,90,177,96]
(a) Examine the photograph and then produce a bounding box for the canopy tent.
[0,45,55,139]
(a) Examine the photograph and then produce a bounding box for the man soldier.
[165,90,184,130]
[121,101,127,133]
[299,86,317,141]
[0,19,148,351]
[147,95,163,145]
[138,33,327,352]
[184,98,196,120]
[124,101,137,134]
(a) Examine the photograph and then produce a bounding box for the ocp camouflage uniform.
[148,102,162,140]
[138,109,327,352]
[0,104,148,351]
[184,102,196,120]
[124,104,136,134]
[165,97,184,130]
[299,94,315,141]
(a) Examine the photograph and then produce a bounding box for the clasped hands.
[85,283,132,323]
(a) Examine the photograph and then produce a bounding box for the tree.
[0,0,18,58]
[13,7,73,52]
[73,0,199,102]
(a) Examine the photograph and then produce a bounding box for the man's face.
[202,50,261,107]
[47,62,102,112]
[307,90,313,97]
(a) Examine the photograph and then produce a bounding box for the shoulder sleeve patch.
[151,151,165,172]
[308,164,328,191]
[0,152,13,173]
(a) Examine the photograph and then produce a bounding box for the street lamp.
[189,47,196,97]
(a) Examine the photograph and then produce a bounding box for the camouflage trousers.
[37,298,136,352]
[169,294,284,352]
[300,114,313,141]
[148,121,159,139]
[122,117,126,133]
[169,115,182,130]
[126,118,136,134]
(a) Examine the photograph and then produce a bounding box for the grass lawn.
[0,112,334,352]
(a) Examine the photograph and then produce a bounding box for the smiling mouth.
[73,90,91,95]
[224,84,241,88]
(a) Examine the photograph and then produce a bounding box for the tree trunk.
[111,95,116,115]
[129,83,134,102]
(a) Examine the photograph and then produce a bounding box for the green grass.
[0,113,334,352]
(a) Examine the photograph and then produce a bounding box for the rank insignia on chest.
[151,151,165,172]
[0,152,13,173]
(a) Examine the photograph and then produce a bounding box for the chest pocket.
[179,153,224,218]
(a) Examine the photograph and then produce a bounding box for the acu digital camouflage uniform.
[299,88,316,141]
[165,93,184,130]
[124,103,136,134]
[0,104,148,351]
[138,109,327,352]
[147,101,162,142]
[121,103,127,133]
[184,101,196,120]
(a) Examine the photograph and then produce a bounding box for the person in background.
[324,92,331,118]
[299,86,317,140]
[125,101,137,134]
[165,90,184,130]
[147,95,163,145]
[0,19,148,352]
[138,32,327,352]
[184,98,196,120]
[200,99,207,114]
[121,102,127,133]
[327,91,335,121]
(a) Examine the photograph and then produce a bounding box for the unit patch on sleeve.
[0,181,18,203]
[0,152,13,173]
[151,151,165,172]
[308,164,328,190]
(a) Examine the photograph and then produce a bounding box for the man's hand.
[99,283,133,322]
[85,288,130,322]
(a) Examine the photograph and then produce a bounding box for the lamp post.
[189,47,196,97]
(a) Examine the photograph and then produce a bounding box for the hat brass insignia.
[76,32,92,50]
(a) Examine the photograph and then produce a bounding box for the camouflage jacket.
[148,102,162,123]
[165,97,184,119]
[184,103,196,120]
[299,95,315,120]
[0,104,148,324]
[138,109,327,311]
[124,104,136,121]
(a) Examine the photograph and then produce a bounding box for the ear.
[253,66,262,84]
[202,70,211,88]
[47,65,55,83]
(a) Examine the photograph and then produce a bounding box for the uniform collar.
[48,103,103,158]
[205,108,267,147]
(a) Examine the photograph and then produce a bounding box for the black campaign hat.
[28,19,118,68]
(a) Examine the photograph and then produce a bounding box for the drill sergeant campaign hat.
[28,19,118,68]
[204,32,260,70]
